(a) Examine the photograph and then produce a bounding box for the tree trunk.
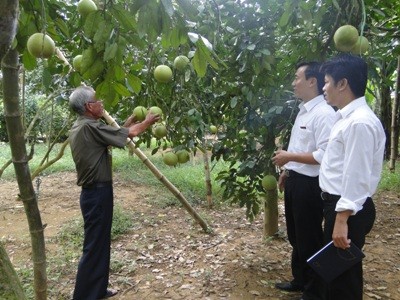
[0,242,27,300]
[0,0,18,62]
[202,139,213,208]
[263,188,278,237]
[2,49,47,300]
[389,56,400,171]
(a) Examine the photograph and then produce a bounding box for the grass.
[378,163,400,194]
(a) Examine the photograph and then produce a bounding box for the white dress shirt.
[285,95,336,177]
[319,97,386,215]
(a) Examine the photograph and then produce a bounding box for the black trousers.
[284,172,324,299]
[323,196,375,300]
[73,184,114,300]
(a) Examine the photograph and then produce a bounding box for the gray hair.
[69,86,95,115]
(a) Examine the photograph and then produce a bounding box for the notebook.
[307,241,365,283]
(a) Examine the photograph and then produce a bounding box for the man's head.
[69,86,103,118]
[292,61,324,101]
[321,54,368,108]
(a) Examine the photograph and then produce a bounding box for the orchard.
[0,0,399,299]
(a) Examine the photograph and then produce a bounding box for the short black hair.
[296,61,324,94]
[320,54,367,98]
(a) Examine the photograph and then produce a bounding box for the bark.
[0,242,27,300]
[389,57,400,171]
[2,49,47,300]
[102,110,212,233]
[0,0,18,62]
[263,188,278,237]
[202,140,213,208]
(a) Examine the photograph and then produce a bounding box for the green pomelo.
[77,0,98,17]
[27,33,55,59]
[334,25,359,52]
[73,55,83,72]
[152,124,167,139]
[173,55,190,72]
[350,36,369,55]
[163,152,178,166]
[133,106,147,121]
[176,150,190,164]
[262,175,277,191]
[154,65,173,83]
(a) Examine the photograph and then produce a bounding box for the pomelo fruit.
[334,25,359,52]
[133,106,147,121]
[262,175,277,191]
[27,33,55,59]
[152,124,167,139]
[154,65,173,83]
[350,36,369,55]
[163,152,178,166]
[173,55,190,72]
[77,0,97,17]
[72,55,83,72]
[176,150,190,164]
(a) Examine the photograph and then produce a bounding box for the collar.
[337,96,367,119]
[299,94,325,112]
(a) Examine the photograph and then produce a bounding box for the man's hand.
[144,112,161,125]
[277,171,287,193]
[272,150,291,167]
[122,114,138,127]
[332,210,352,249]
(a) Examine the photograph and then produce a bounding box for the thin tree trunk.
[263,188,278,237]
[2,49,47,300]
[202,139,213,208]
[389,56,400,171]
[102,110,212,233]
[0,242,27,300]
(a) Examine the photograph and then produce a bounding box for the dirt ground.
[0,172,399,300]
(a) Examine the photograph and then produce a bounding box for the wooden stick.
[102,110,212,233]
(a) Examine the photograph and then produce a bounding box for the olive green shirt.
[69,116,129,186]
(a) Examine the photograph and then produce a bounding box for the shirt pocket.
[295,127,314,150]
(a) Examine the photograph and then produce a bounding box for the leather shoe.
[99,289,118,299]
[275,281,303,292]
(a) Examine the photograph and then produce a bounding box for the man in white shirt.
[272,62,336,300]
[319,54,386,300]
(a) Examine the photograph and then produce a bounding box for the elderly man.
[69,85,159,299]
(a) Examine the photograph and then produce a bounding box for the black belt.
[321,191,341,202]
[82,181,112,189]
[284,169,316,178]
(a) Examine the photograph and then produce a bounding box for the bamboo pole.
[102,110,212,233]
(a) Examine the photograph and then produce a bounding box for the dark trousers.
[284,173,324,299]
[73,185,114,300]
[323,197,375,300]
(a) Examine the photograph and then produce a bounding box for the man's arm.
[272,150,318,167]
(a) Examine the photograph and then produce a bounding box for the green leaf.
[114,65,125,81]
[230,97,238,108]
[126,74,142,94]
[93,22,113,52]
[278,11,290,27]
[42,67,52,90]
[80,47,97,74]
[22,49,37,71]
[84,12,103,38]
[192,48,207,77]
[104,43,118,61]
[112,5,137,32]
[161,0,174,17]
[113,82,131,97]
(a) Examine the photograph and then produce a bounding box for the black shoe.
[275,281,303,292]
